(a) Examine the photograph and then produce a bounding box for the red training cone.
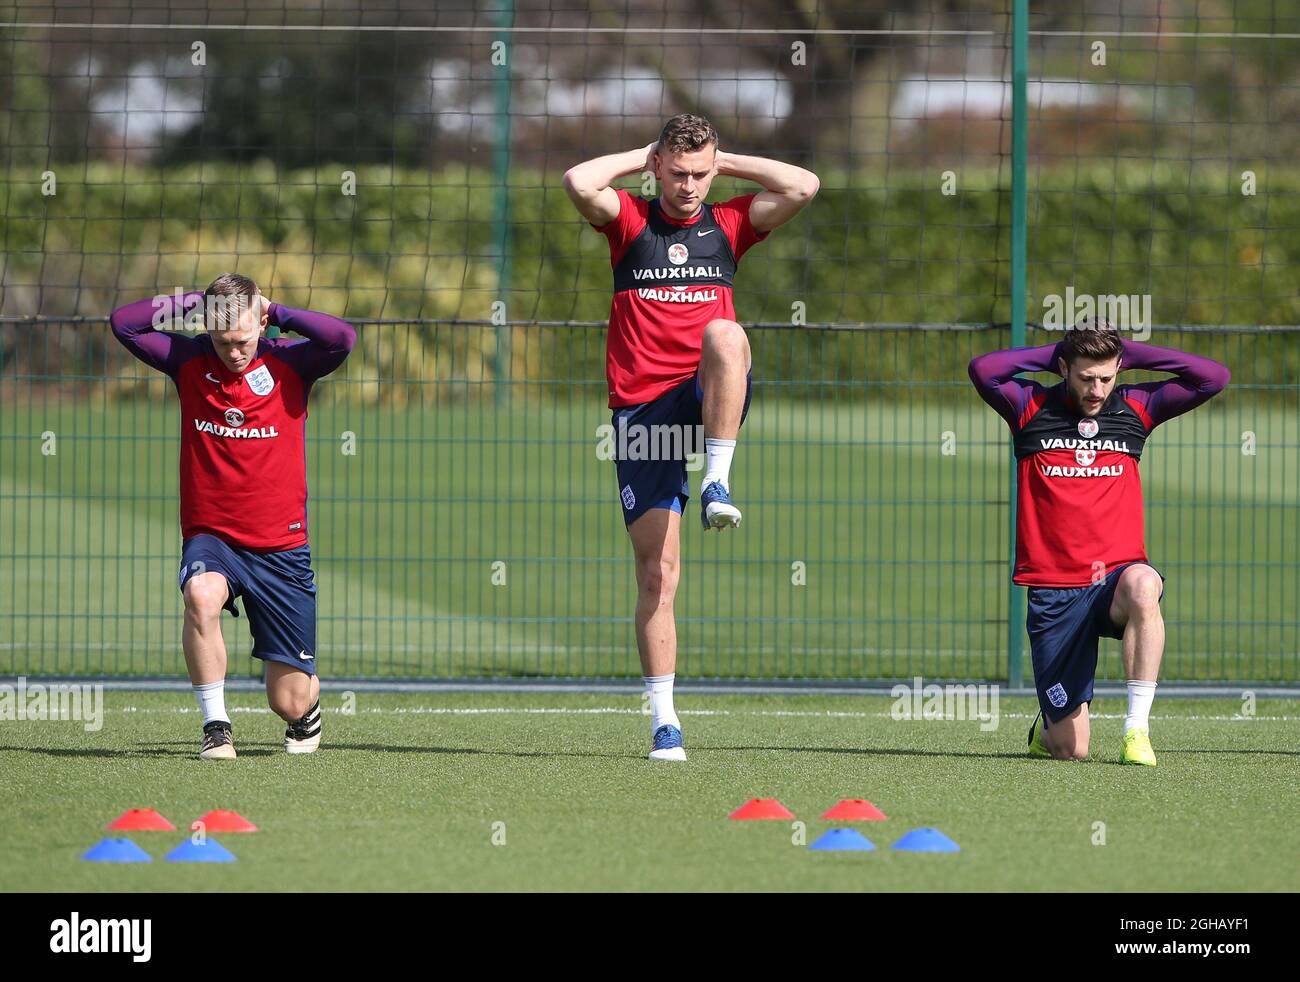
[106,808,176,831]
[191,809,258,833]
[729,798,795,820]
[821,799,887,821]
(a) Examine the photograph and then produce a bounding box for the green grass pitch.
[2,691,1296,891]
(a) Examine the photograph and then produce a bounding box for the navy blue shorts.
[179,534,318,675]
[1026,562,1163,722]
[612,373,752,526]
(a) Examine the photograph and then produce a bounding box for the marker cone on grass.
[821,799,887,821]
[191,809,258,833]
[107,808,176,831]
[82,838,152,863]
[810,828,875,851]
[166,837,236,863]
[728,798,795,820]
[891,827,960,852]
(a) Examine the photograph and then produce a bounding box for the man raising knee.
[563,113,818,760]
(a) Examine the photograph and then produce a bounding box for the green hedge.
[2,162,1296,392]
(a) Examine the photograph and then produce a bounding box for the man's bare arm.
[562,143,655,227]
[717,152,820,232]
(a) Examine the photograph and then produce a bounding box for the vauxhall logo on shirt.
[192,363,281,440]
[630,244,723,302]
[194,405,279,440]
[1038,458,1126,479]
[614,199,736,301]
[636,284,721,303]
[1014,385,1150,478]
[1036,419,1128,478]
[1036,436,1132,454]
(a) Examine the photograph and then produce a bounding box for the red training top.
[968,340,1230,587]
[110,291,355,551]
[596,189,768,407]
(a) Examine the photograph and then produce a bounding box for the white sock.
[703,438,736,490]
[193,680,229,726]
[1124,680,1157,734]
[644,673,680,732]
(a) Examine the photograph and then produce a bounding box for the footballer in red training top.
[969,318,1229,766]
[562,113,818,761]
[110,273,355,759]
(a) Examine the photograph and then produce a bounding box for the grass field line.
[98,705,1299,722]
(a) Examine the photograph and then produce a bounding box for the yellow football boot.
[1027,712,1051,758]
[1121,727,1157,766]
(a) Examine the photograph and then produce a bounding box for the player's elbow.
[783,169,819,208]
[1206,361,1231,393]
[561,168,590,202]
[108,305,135,341]
[338,320,357,353]
[799,169,820,202]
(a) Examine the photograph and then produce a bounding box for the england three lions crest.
[246,364,275,396]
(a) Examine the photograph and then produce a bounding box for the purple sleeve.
[263,303,356,383]
[968,343,1061,429]
[1119,340,1231,427]
[109,291,205,377]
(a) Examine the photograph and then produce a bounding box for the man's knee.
[1119,565,1163,613]
[266,670,313,721]
[1050,739,1089,761]
[1047,722,1089,759]
[268,691,312,722]
[183,574,227,625]
[1110,566,1162,630]
[702,319,749,361]
[635,552,680,601]
[1045,708,1089,759]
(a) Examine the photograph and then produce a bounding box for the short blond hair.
[203,272,262,332]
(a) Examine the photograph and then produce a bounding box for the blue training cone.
[82,838,152,863]
[166,837,236,863]
[810,828,875,851]
[891,827,960,852]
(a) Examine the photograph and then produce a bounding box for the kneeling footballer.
[111,273,355,758]
[969,319,1229,764]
